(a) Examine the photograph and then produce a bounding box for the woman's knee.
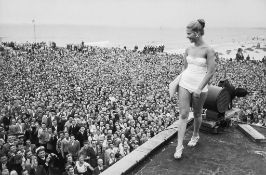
[179,111,189,120]
[193,111,202,118]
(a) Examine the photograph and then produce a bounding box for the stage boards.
[237,124,266,143]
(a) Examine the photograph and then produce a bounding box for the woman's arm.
[85,162,94,171]
[197,47,217,92]
[182,48,189,71]
[168,48,188,98]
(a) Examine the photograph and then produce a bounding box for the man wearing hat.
[36,146,46,166]
[34,147,49,175]
[36,146,59,173]
[17,134,24,143]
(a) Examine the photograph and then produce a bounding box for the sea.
[0,24,266,54]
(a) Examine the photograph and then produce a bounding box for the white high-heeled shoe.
[187,136,200,147]
[174,145,184,159]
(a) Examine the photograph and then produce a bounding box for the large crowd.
[0,41,265,175]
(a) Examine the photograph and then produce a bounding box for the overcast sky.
[0,0,266,28]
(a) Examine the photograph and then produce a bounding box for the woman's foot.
[174,145,184,159]
[187,136,200,147]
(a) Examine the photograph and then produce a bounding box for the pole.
[32,19,36,42]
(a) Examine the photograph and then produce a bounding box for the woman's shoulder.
[197,44,214,53]
[186,45,214,52]
[195,44,215,56]
[185,46,193,54]
[84,162,90,166]
[205,45,214,51]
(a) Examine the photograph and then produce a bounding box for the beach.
[212,39,266,60]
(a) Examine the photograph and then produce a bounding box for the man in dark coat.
[36,146,60,175]
[93,158,107,175]
[75,126,88,148]
[68,120,80,139]
[79,141,97,168]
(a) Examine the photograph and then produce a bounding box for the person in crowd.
[107,152,116,166]
[64,165,76,175]
[74,154,94,175]
[29,155,47,175]
[67,135,80,160]
[76,126,88,148]
[61,132,70,159]
[8,119,20,135]
[10,170,18,175]
[1,168,9,175]
[0,155,11,172]
[68,120,80,139]
[46,130,57,154]
[38,124,50,149]
[23,150,33,172]
[173,19,217,159]
[79,141,97,169]
[22,169,30,175]
[236,48,244,61]
[92,158,106,175]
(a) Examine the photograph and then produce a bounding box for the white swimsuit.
[179,55,208,93]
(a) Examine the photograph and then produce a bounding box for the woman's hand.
[193,89,202,98]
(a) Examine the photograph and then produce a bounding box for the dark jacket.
[93,165,107,175]
[29,165,48,175]
[76,131,88,147]
[68,125,80,138]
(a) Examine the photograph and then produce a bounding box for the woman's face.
[186,28,198,43]
[79,156,84,163]
[67,156,73,162]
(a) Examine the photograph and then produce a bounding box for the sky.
[0,0,266,28]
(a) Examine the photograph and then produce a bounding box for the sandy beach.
[167,39,266,61]
[214,39,266,60]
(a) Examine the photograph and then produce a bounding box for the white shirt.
[75,161,90,173]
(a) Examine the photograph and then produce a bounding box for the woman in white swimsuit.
[174,19,217,159]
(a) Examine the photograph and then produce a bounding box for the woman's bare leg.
[177,86,191,148]
[192,92,208,137]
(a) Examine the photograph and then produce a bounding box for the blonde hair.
[187,19,205,36]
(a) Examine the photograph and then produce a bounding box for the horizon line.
[1,22,266,30]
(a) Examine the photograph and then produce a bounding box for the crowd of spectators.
[0,41,265,175]
[142,45,165,54]
[216,56,266,126]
